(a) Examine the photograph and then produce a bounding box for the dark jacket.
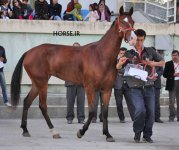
[154,66,164,89]
[0,5,11,18]
[22,4,33,18]
[48,3,62,18]
[35,0,49,20]
[65,81,75,87]
[124,47,164,88]
[12,6,24,19]
[113,67,125,90]
[163,60,175,91]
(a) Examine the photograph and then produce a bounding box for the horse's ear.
[129,7,133,16]
[119,6,124,15]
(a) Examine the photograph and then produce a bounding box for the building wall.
[124,0,176,23]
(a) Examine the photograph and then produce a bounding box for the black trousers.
[114,83,134,121]
[66,85,85,121]
[93,91,102,120]
[155,88,161,120]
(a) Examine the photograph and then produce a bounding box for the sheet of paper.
[0,61,4,69]
[128,67,148,81]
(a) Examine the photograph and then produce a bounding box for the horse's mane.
[110,18,117,28]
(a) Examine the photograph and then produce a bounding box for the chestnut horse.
[11,6,134,142]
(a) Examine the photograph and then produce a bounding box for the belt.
[118,73,123,76]
[138,85,154,89]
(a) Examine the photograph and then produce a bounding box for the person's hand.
[0,57,4,62]
[116,57,128,69]
[174,72,179,77]
[148,61,156,67]
[143,60,155,67]
[119,57,128,64]
[3,11,6,15]
[148,75,157,81]
[8,11,13,17]
[129,31,137,46]
[129,36,137,46]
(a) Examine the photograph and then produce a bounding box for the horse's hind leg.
[38,84,61,139]
[77,87,95,138]
[101,90,115,142]
[21,84,38,137]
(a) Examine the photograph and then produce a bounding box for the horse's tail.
[11,52,27,106]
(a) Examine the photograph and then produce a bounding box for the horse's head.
[116,6,136,44]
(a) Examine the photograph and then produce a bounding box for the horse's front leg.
[77,87,95,138]
[101,90,115,142]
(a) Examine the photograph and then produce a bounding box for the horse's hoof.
[22,132,31,137]
[53,133,61,139]
[77,130,83,138]
[106,137,115,142]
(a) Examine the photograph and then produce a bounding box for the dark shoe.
[155,119,163,123]
[120,119,125,123]
[169,118,174,122]
[91,118,97,123]
[78,120,85,124]
[177,118,179,122]
[99,118,103,122]
[143,137,154,143]
[67,120,73,124]
[134,132,141,143]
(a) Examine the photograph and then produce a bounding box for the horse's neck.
[98,24,123,62]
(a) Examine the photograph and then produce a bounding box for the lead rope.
[136,63,155,80]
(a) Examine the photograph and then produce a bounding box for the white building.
[124,0,176,23]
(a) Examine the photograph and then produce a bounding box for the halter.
[117,17,135,43]
[136,63,156,80]
[139,51,156,80]
[132,54,156,80]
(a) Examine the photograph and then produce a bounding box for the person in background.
[0,0,13,19]
[63,0,79,21]
[0,45,11,107]
[154,65,164,123]
[34,0,49,20]
[66,0,76,12]
[93,3,98,10]
[91,91,103,123]
[84,3,99,22]
[48,0,62,20]
[163,50,179,122]
[97,0,111,22]
[65,42,85,124]
[66,2,83,21]
[12,0,25,19]
[21,0,33,20]
[114,47,134,123]
[0,8,8,19]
